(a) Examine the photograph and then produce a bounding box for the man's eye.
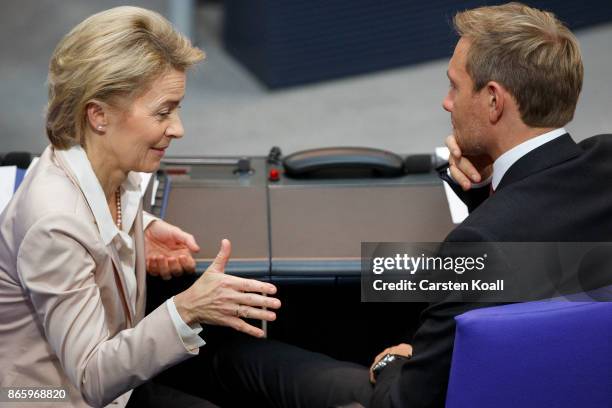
[157,111,170,117]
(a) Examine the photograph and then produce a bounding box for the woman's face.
[106,69,186,173]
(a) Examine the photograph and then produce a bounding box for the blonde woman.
[0,7,280,407]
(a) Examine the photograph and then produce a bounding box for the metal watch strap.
[372,353,410,380]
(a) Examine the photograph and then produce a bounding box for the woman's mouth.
[151,146,167,157]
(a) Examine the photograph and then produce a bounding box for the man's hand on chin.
[446,134,493,191]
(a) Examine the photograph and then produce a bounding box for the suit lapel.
[52,147,135,325]
[133,203,147,321]
[497,134,582,191]
[107,244,135,325]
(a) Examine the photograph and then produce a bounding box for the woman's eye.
[156,104,181,119]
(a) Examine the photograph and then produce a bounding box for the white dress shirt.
[56,145,205,351]
[465,128,568,191]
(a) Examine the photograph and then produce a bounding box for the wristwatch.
[372,354,410,380]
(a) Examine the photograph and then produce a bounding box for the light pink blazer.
[0,146,197,407]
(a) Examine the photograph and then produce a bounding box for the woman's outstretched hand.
[173,239,281,338]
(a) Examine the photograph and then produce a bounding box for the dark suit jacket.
[371,133,612,407]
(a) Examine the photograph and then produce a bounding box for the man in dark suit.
[194,3,612,407]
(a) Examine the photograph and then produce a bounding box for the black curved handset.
[282,147,405,178]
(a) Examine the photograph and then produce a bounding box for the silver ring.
[235,305,249,319]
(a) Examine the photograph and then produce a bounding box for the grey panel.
[269,182,454,273]
[165,185,269,258]
[162,158,269,274]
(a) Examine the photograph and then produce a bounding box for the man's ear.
[85,100,109,133]
[486,81,505,124]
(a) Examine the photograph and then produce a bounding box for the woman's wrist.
[174,291,196,326]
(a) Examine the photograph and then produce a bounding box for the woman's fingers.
[226,316,265,338]
[185,233,200,252]
[155,256,171,280]
[181,261,280,337]
[148,254,194,278]
[168,257,183,277]
[235,305,277,322]
[227,274,278,296]
[173,228,200,252]
[147,257,158,276]
[178,254,196,273]
[231,291,281,309]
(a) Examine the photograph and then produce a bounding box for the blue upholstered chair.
[446,298,612,407]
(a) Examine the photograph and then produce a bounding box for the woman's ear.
[85,100,108,133]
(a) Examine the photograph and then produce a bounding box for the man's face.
[442,38,488,156]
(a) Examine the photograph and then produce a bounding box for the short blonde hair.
[46,6,205,149]
[454,2,583,127]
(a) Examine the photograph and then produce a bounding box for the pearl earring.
[97,125,103,130]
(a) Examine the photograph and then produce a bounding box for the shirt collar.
[56,145,144,246]
[492,127,567,190]
[121,171,143,241]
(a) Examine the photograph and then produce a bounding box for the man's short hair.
[454,2,583,128]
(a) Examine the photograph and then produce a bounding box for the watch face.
[381,354,395,365]
[373,354,410,380]
[372,354,395,379]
